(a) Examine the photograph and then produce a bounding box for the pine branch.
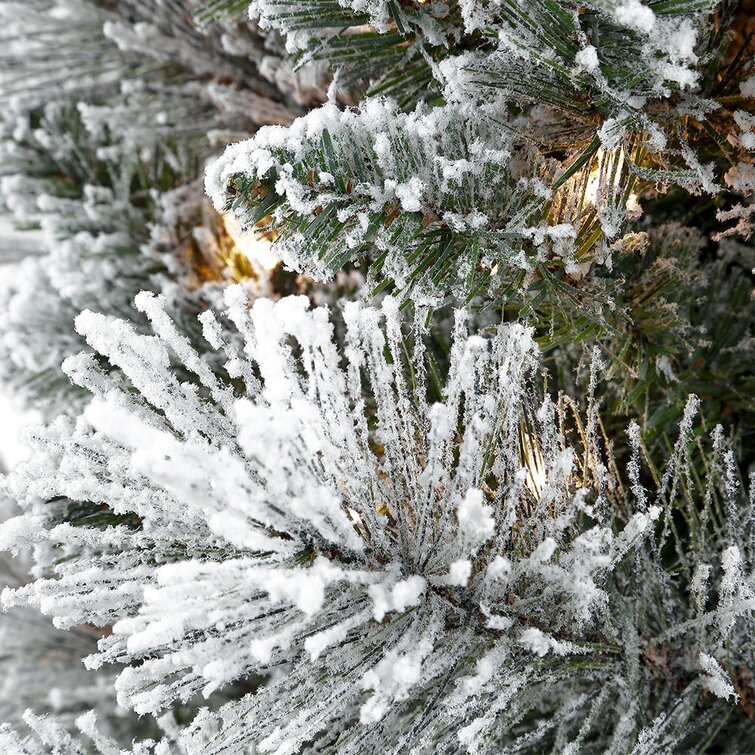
[1,290,752,752]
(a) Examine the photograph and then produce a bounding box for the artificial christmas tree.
[0,0,753,752]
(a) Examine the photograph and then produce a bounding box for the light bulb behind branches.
[222,214,281,275]
[520,423,547,501]
[582,147,640,213]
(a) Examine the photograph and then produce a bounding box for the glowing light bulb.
[223,214,280,273]
[583,168,602,207]
[583,147,627,207]
[521,429,547,500]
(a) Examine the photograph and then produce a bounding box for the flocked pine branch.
[1,290,752,753]
[522,224,755,444]
[206,97,657,306]
[211,0,755,307]
[247,0,723,114]
[206,99,536,304]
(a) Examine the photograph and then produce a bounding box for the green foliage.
[213,103,649,308]
[248,0,459,102]
[194,0,250,23]
[212,0,755,463]
[1,1,755,751]
[522,224,754,452]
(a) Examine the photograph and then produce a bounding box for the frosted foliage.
[0,0,326,413]
[0,1,318,127]
[209,90,691,300]
[206,99,554,302]
[207,0,726,303]
[452,6,708,149]
[0,597,135,745]
[251,0,711,136]
[716,112,755,239]
[1,291,752,752]
[0,500,148,746]
[249,0,452,51]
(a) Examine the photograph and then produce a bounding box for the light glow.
[223,214,280,273]
[583,147,640,211]
[521,428,547,500]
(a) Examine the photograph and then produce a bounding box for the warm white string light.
[222,213,280,273]
[521,428,547,500]
[583,147,641,211]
